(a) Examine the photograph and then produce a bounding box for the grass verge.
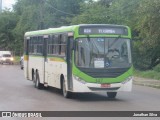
[134,69,160,80]
[13,56,20,64]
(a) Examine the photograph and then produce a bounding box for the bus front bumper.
[71,77,133,93]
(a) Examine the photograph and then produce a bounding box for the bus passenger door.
[67,35,74,91]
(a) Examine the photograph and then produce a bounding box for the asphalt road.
[0,65,160,119]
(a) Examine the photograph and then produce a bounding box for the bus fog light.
[73,76,86,84]
[122,76,133,84]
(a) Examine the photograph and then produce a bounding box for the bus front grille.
[78,68,130,78]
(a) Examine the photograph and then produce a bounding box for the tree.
[71,1,111,24]
[12,0,84,54]
[0,10,18,51]
[0,0,160,69]
[133,0,160,69]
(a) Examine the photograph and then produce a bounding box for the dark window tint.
[3,54,11,57]
[29,36,43,55]
[47,34,67,56]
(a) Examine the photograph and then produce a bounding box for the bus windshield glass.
[3,54,11,57]
[75,38,132,68]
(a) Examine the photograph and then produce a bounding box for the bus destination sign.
[79,26,128,35]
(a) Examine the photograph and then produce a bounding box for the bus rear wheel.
[107,92,117,99]
[62,79,71,98]
[32,70,36,83]
[35,71,43,89]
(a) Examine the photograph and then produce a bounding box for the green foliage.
[0,0,160,70]
[133,0,160,69]
[134,63,160,80]
[134,70,160,80]
[72,3,111,24]
[71,0,160,70]
[0,10,18,51]
[153,64,160,72]
[6,0,84,55]
[13,56,21,63]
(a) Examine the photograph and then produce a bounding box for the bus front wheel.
[62,80,71,98]
[107,92,117,99]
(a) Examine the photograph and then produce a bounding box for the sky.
[2,0,99,9]
[2,0,16,9]
[1,0,100,10]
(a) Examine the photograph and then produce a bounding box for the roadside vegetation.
[13,56,21,64]
[134,64,160,80]
[0,0,159,79]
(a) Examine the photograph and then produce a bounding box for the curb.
[133,77,160,89]
[133,82,160,89]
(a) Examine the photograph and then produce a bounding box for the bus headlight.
[10,57,14,61]
[122,76,133,84]
[73,75,86,84]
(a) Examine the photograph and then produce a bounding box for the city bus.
[24,24,133,98]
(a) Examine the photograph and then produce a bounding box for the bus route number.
[84,29,92,34]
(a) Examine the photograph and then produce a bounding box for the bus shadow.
[71,93,122,102]
[45,87,123,102]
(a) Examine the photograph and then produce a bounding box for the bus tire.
[32,70,36,83]
[35,71,43,89]
[62,79,71,98]
[21,67,23,70]
[107,92,117,99]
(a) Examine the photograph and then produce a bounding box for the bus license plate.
[101,84,111,88]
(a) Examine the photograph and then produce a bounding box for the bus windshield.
[3,54,11,57]
[75,38,132,69]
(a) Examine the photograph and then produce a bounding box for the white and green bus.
[24,24,133,98]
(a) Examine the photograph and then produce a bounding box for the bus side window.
[47,36,52,54]
[52,35,56,54]
[58,35,61,55]
[24,38,29,55]
[54,35,60,55]
[49,34,67,56]
[47,35,53,55]
[32,37,37,54]
[60,34,67,56]
[28,39,31,54]
[30,37,34,54]
[37,36,43,55]
[48,35,58,55]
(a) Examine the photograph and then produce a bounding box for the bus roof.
[24,24,129,37]
[25,25,78,37]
